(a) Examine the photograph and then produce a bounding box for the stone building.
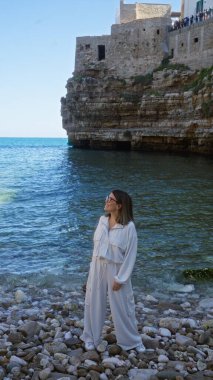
[75,1,171,78]
[181,0,213,18]
[74,0,213,78]
[119,0,171,23]
[169,17,213,70]
[61,1,213,154]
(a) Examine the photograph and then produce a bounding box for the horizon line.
[0,136,67,139]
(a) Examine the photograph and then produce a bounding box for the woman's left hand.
[112,281,122,291]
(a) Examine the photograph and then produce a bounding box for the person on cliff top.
[80,189,146,353]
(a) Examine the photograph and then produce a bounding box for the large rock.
[199,298,213,309]
[159,317,181,332]
[141,334,160,349]
[44,343,68,355]
[175,333,194,347]
[18,321,41,338]
[61,68,213,155]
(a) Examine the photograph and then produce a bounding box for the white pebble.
[145,295,158,303]
[102,357,125,367]
[64,331,72,340]
[15,290,27,303]
[100,373,108,380]
[158,354,169,363]
[159,327,171,337]
[84,359,98,367]
[180,302,191,308]
[143,307,153,313]
[142,326,158,334]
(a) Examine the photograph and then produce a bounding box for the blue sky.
[0,0,180,138]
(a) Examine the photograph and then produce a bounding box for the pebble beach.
[0,282,213,380]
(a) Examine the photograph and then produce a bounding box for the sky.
[0,0,181,138]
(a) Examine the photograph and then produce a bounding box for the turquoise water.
[0,137,212,293]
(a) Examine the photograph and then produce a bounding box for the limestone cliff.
[61,65,213,155]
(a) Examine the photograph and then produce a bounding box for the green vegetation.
[132,58,190,86]
[73,75,84,83]
[146,89,163,97]
[154,57,190,72]
[122,93,141,103]
[70,303,79,311]
[201,99,213,118]
[184,66,213,94]
[183,268,213,281]
[202,320,213,329]
[117,78,127,85]
[132,73,153,86]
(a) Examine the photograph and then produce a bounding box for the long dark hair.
[112,189,134,225]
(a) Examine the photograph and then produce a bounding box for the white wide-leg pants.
[81,258,142,350]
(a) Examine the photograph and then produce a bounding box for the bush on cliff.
[132,73,153,86]
[184,66,213,94]
[201,99,213,118]
[154,57,190,72]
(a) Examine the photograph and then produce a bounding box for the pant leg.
[81,259,108,347]
[107,262,142,350]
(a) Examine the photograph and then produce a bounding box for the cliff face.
[61,65,213,154]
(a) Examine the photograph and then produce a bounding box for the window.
[85,44,90,50]
[196,0,203,13]
[194,37,199,43]
[181,43,184,47]
[98,45,105,61]
[157,29,160,35]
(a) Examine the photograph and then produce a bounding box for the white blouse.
[92,215,138,284]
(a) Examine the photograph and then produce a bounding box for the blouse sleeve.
[114,222,138,284]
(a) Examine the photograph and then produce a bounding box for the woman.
[81,190,145,353]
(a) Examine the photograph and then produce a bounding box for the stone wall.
[119,1,171,23]
[74,2,213,78]
[169,18,213,70]
[135,3,171,20]
[75,18,171,77]
[119,1,136,23]
[75,35,111,73]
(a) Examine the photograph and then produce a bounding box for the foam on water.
[0,189,16,205]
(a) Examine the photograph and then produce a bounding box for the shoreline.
[0,283,213,379]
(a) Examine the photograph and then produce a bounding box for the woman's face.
[104,192,120,213]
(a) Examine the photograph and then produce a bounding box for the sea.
[0,137,212,295]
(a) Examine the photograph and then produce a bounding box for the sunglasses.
[105,195,118,203]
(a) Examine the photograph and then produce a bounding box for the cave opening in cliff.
[98,45,105,61]
[116,141,131,150]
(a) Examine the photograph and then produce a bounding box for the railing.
[169,8,213,31]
